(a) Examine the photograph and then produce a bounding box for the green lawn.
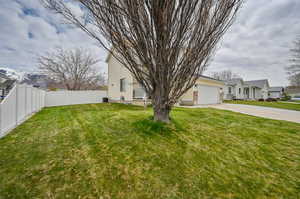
[225,100,300,111]
[0,104,300,198]
[290,100,300,103]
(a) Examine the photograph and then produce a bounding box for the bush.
[281,93,291,101]
[258,98,264,101]
[266,98,277,102]
[49,88,58,91]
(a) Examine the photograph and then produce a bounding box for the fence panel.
[1,86,106,138]
[32,88,37,112]
[17,85,27,123]
[0,85,17,137]
[0,84,46,138]
[45,90,107,107]
[26,86,32,115]
[41,91,45,108]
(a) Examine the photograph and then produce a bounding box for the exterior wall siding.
[108,56,133,101]
[107,54,224,105]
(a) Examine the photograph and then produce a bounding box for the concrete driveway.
[183,104,300,124]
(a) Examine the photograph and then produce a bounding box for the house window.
[228,87,231,94]
[133,87,146,99]
[120,78,126,92]
[239,88,241,94]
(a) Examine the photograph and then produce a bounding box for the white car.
[291,96,300,101]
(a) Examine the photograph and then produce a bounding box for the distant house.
[106,53,224,105]
[0,73,16,99]
[224,78,269,100]
[0,72,9,83]
[268,87,284,99]
[285,87,300,98]
[21,74,49,89]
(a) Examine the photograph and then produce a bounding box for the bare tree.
[41,0,242,122]
[211,70,241,81]
[38,48,105,90]
[287,37,300,86]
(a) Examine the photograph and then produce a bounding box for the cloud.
[0,0,107,74]
[0,0,300,86]
[207,0,300,86]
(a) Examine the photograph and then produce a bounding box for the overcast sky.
[0,0,300,86]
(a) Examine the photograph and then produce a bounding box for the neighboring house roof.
[21,74,49,89]
[0,72,10,80]
[244,79,269,89]
[269,87,284,92]
[225,78,243,86]
[0,79,16,89]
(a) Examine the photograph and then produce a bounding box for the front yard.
[225,100,300,111]
[0,103,300,198]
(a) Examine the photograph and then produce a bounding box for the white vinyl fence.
[0,84,45,138]
[0,84,107,138]
[45,90,107,107]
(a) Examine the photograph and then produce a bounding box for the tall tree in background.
[287,37,300,86]
[42,0,242,122]
[211,70,241,81]
[38,48,105,90]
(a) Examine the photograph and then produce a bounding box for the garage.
[198,85,220,105]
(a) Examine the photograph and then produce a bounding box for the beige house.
[106,54,224,105]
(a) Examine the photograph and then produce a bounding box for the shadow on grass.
[131,116,186,138]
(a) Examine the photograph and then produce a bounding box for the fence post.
[25,85,27,115]
[31,87,34,113]
[38,90,40,110]
[15,84,18,126]
[39,90,41,110]
[0,102,2,137]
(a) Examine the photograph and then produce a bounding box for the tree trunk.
[153,106,170,123]
[153,93,171,123]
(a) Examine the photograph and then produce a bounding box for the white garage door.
[269,92,280,99]
[198,85,220,105]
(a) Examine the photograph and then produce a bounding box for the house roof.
[198,75,224,84]
[225,78,243,86]
[0,79,16,89]
[269,87,284,92]
[106,50,223,84]
[244,79,269,89]
[0,72,9,80]
[105,51,112,63]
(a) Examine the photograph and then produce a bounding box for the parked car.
[291,96,300,101]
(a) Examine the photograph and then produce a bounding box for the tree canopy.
[41,0,242,122]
